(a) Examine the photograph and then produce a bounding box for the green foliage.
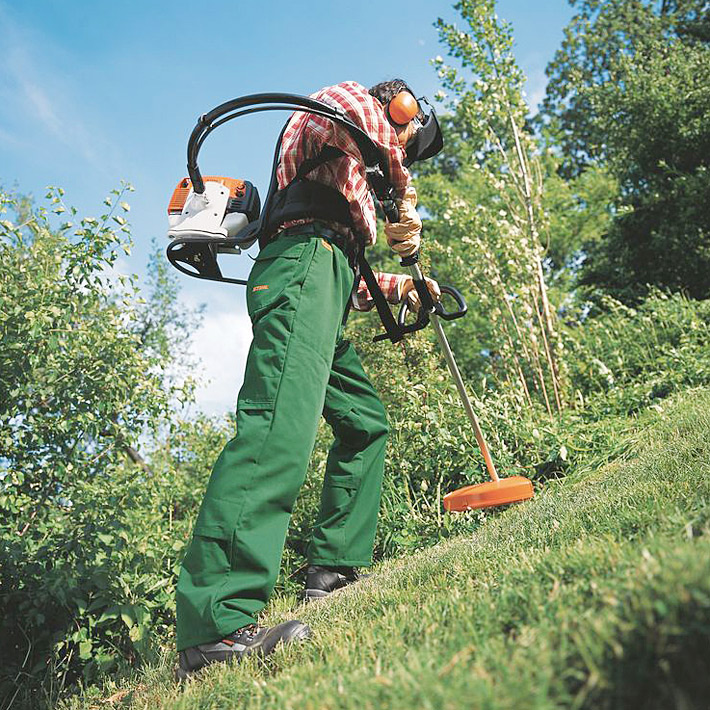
[434,0,528,142]
[0,410,231,709]
[542,0,709,175]
[134,239,204,382]
[577,37,710,300]
[0,187,203,708]
[0,185,179,504]
[539,160,617,276]
[420,1,568,415]
[542,0,710,301]
[565,290,710,414]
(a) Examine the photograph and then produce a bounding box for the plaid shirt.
[277,81,411,311]
[355,271,406,312]
[278,81,411,244]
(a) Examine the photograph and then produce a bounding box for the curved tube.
[186,93,389,194]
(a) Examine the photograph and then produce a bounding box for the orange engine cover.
[167,176,247,215]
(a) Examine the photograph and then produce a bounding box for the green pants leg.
[308,338,388,566]
[176,230,387,650]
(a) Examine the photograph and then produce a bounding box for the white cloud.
[526,76,548,112]
[22,81,63,135]
[522,60,549,113]
[188,308,252,415]
[0,123,23,149]
[0,3,114,173]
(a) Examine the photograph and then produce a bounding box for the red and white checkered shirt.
[355,271,404,311]
[277,81,411,311]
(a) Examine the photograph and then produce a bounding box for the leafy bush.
[565,291,710,414]
[0,187,201,708]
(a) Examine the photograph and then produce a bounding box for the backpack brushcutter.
[165,92,533,511]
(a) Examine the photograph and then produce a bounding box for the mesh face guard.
[403,97,444,168]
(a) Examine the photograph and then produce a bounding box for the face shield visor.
[403,97,444,168]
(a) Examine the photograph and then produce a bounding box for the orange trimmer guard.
[443,476,534,512]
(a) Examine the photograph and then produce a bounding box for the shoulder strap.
[295,146,345,180]
[356,251,404,344]
[288,145,403,344]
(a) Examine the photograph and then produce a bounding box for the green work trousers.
[176,228,389,650]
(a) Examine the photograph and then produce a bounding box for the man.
[175,79,440,680]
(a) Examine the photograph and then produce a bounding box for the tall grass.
[63,388,710,710]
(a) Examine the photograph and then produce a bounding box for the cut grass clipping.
[66,388,710,710]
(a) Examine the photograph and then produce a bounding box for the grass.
[62,389,710,710]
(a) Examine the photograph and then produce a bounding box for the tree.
[580,39,710,300]
[415,0,565,414]
[0,185,182,513]
[542,0,710,301]
[542,0,710,176]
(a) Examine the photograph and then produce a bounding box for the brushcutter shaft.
[407,262,500,483]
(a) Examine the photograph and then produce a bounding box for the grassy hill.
[64,389,710,710]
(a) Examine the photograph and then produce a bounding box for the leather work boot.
[303,565,368,601]
[176,620,311,680]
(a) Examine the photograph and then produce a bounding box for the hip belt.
[277,222,353,262]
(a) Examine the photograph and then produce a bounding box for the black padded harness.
[263,141,408,343]
[260,146,353,246]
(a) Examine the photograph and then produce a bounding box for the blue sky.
[0,0,574,415]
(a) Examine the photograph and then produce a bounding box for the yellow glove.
[401,276,441,311]
[384,185,421,257]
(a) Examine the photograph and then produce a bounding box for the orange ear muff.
[388,91,419,126]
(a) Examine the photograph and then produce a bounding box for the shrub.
[0,187,199,708]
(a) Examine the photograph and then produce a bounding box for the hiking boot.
[303,565,368,601]
[176,620,311,680]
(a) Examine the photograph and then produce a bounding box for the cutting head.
[443,476,534,511]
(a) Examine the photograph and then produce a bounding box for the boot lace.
[227,623,260,643]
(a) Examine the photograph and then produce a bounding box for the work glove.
[401,276,441,311]
[384,185,421,258]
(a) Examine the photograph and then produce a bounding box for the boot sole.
[176,621,311,681]
[303,573,370,602]
[175,665,192,682]
[302,588,331,602]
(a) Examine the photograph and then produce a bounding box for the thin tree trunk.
[529,335,553,417]
[122,443,152,473]
[532,290,562,412]
[496,298,534,410]
[521,292,553,417]
[491,268,543,402]
[509,116,554,329]
[509,114,563,404]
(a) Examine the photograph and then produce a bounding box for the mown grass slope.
[66,389,710,710]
